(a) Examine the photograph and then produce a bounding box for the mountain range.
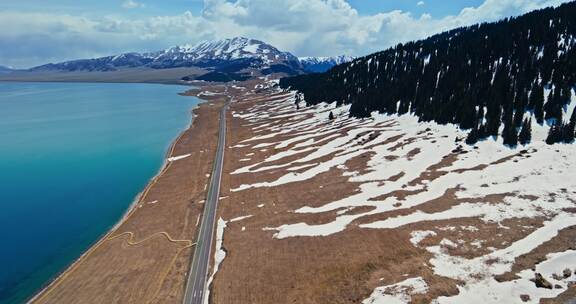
[24,37,351,82]
[281,1,576,147]
[0,66,13,73]
[298,56,354,73]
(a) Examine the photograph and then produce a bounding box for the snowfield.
[227,86,576,303]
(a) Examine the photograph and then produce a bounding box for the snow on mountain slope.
[299,55,354,73]
[31,37,300,72]
[29,36,351,76]
[151,37,300,68]
[298,55,353,66]
[168,37,296,62]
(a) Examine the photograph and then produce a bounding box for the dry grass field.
[208,82,576,304]
[31,93,225,304]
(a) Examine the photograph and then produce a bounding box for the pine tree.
[486,105,502,137]
[466,127,480,145]
[561,112,575,143]
[561,123,574,143]
[546,122,562,145]
[514,90,528,128]
[519,118,532,145]
[545,126,556,145]
[503,125,518,147]
[560,86,572,107]
[532,85,545,124]
[545,87,563,123]
[513,108,525,129]
[528,83,537,111]
[279,2,576,146]
[328,111,335,120]
[568,109,576,142]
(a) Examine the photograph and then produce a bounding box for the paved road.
[183,101,228,304]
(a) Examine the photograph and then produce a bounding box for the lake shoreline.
[24,84,226,304]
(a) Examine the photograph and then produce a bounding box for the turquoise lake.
[0,82,199,303]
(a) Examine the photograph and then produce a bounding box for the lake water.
[0,82,199,303]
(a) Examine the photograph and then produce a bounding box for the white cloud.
[417,1,425,6]
[122,0,144,9]
[0,0,571,68]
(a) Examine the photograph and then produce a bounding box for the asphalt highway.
[183,101,228,304]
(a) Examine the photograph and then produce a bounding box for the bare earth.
[207,80,576,304]
[30,78,576,304]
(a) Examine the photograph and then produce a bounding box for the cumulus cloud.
[0,0,570,68]
[122,0,145,9]
[417,1,425,6]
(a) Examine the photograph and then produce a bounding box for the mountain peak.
[160,37,294,63]
[27,37,350,77]
[176,37,256,52]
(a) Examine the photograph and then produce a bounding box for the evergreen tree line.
[280,2,576,146]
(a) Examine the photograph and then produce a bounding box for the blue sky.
[0,0,485,18]
[0,0,568,68]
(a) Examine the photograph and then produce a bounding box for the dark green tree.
[279,2,576,146]
[466,127,480,145]
[503,124,518,147]
[562,112,575,142]
[514,90,528,128]
[546,121,562,145]
[568,109,576,142]
[518,118,532,145]
[531,84,545,124]
[545,87,563,123]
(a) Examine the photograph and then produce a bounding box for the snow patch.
[167,154,191,162]
[363,277,429,304]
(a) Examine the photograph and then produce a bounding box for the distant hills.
[281,2,576,146]
[299,56,354,73]
[0,66,13,73]
[21,37,350,82]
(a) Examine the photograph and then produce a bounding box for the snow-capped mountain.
[299,55,354,73]
[151,37,299,68]
[26,37,353,82]
[31,37,300,72]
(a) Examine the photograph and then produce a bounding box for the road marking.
[183,100,229,304]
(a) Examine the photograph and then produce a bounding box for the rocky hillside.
[281,2,576,146]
